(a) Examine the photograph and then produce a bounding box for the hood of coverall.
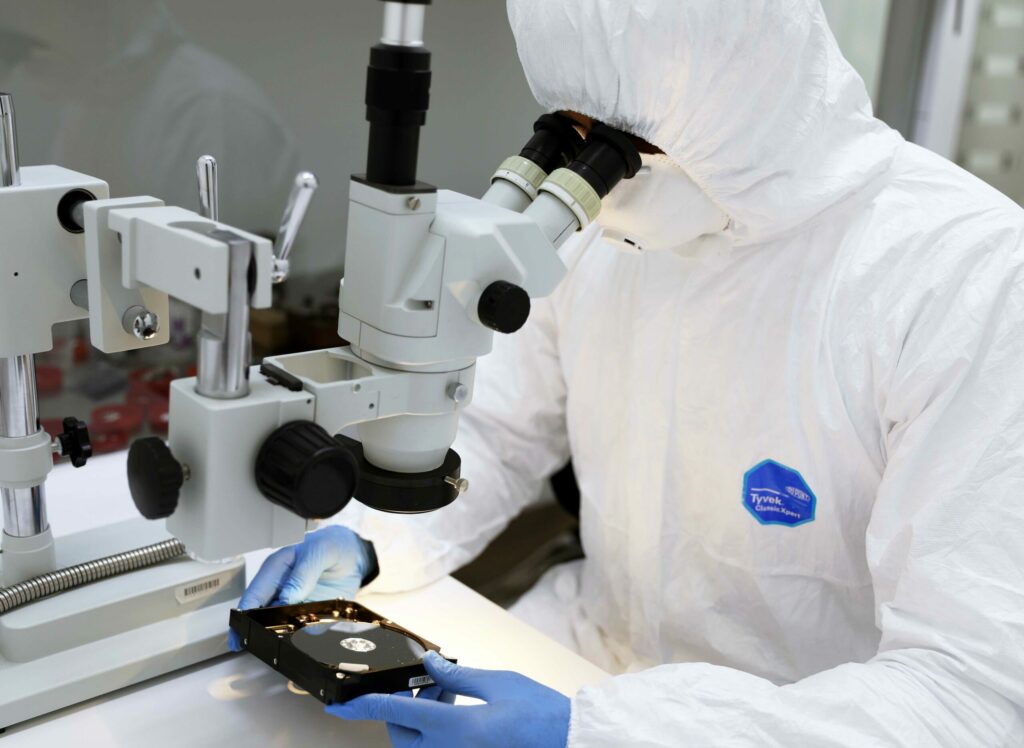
[507,0,903,245]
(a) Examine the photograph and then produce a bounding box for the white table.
[4,453,609,746]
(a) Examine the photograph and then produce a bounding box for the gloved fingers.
[385,722,420,747]
[309,575,361,603]
[238,546,298,611]
[422,650,506,702]
[228,629,243,653]
[279,542,330,605]
[417,685,456,705]
[326,692,451,731]
[378,695,421,747]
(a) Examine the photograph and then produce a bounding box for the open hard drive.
[229,600,455,704]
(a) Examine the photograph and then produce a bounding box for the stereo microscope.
[0,0,640,728]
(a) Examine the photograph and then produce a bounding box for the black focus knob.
[56,417,92,468]
[127,437,185,520]
[255,421,358,520]
[478,281,531,334]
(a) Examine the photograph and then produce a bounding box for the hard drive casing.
[229,600,454,704]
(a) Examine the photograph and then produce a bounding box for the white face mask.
[598,153,729,254]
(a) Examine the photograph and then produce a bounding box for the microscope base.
[0,518,245,730]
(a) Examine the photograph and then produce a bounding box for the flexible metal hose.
[0,538,185,614]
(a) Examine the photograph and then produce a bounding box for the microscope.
[0,0,640,728]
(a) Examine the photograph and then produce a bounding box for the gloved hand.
[228,525,378,652]
[327,650,571,748]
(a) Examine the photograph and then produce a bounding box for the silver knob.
[196,155,219,221]
[446,383,470,404]
[272,172,319,284]
[444,476,470,494]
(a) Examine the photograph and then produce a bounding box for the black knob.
[127,437,184,520]
[255,421,358,520]
[56,417,92,468]
[478,281,531,334]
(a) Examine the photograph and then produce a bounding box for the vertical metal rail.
[0,94,48,539]
[194,156,255,400]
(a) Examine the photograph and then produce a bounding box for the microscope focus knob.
[127,438,185,520]
[255,421,359,520]
[478,281,531,334]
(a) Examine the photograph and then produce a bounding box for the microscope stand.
[0,518,245,730]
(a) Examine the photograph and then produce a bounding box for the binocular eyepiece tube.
[486,114,642,248]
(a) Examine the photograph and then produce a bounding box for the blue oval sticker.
[742,460,816,527]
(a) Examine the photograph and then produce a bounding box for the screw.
[444,476,469,493]
[271,258,290,284]
[446,383,469,404]
[407,196,422,211]
[122,305,160,341]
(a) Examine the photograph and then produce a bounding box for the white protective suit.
[347,0,1024,745]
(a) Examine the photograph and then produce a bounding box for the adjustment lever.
[272,172,319,284]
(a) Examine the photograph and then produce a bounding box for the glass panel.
[819,0,894,101]
[957,0,1024,204]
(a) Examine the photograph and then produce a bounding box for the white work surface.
[4,453,609,745]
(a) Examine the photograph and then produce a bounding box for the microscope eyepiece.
[566,123,643,199]
[364,43,433,187]
[519,113,587,175]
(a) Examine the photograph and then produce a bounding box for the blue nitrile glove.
[326,650,571,748]
[228,525,378,652]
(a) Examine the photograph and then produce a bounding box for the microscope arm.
[80,198,274,355]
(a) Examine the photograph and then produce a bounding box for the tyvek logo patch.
[742,460,816,527]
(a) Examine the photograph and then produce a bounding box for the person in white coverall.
[236,1,1024,745]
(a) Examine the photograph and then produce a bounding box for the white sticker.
[971,102,1018,126]
[963,149,1012,174]
[979,53,1023,78]
[175,574,227,605]
[992,5,1024,28]
[408,675,435,689]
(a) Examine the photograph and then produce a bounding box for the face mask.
[598,153,729,254]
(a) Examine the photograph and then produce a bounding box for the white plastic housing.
[166,376,314,561]
[85,201,274,354]
[0,166,109,357]
[339,182,566,370]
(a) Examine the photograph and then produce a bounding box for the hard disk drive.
[229,600,454,704]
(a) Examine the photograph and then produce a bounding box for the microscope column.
[0,94,56,584]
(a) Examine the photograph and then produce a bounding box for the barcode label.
[175,575,224,605]
[408,675,435,689]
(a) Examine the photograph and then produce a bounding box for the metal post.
[194,156,253,400]
[381,1,426,46]
[0,95,45,537]
[0,93,20,188]
[195,232,254,400]
[0,355,47,537]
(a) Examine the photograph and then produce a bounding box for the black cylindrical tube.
[568,123,642,198]
[520,113,586,174]
[365,44,432,186]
